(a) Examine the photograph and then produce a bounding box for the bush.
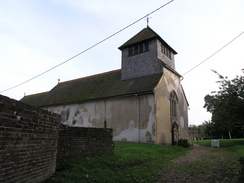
[178,139,190,147]
[239,156,244,183]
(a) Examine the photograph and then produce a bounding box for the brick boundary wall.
[0,95,60,183]
[57,124,114,160]
[0,94,114,182]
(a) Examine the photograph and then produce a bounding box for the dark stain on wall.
[72,119,77,125]
[75,109,80,116]
[146,131,152,142]
[61,108,70,123]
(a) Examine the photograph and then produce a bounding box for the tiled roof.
[20,92,48,107]
[119,26,177,54]
[20,70,163,107]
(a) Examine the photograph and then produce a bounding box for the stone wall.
[57,124,114,160]
[0,95,60,183]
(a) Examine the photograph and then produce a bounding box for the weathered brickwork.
[0,95,60,183]
[57,124,114,160]
[0,94,114,182]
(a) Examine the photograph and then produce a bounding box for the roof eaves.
[163,63,182,77]
[181,85,189,107]
[118,26,177,54]
[146,26,177,54]
[38,90,155,108]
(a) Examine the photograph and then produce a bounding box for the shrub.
[178,139,190,147]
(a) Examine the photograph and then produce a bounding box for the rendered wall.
[0,95,60,183]
[46,95,156,143]
[154,67,189,145]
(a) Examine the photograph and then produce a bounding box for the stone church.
[21,26,189,145]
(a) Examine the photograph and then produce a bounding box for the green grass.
[193,139,244,182]
[47,140,244,182]
[47,142,189,183]
[193,138,244,147]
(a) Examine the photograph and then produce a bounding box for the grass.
[193,138,244,182]
[47,142,189,183]
[47,139,244,183]
[193,138,244,147]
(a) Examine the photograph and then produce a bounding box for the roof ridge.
[59,69,121,85]
[23,91,48,98]
[118,27,158,49]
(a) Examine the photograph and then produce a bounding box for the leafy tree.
[202,120,215,138]
[203,70,244,138]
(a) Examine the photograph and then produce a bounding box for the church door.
[172,122,179,145]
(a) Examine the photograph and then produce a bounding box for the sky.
[0,0,243,126]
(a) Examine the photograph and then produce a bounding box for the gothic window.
[161,44,172,59]
[128,41,149,56]
[170,91,178,117]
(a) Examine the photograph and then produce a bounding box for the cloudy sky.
[0,0,243,126]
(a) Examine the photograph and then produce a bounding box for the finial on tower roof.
[145,14,151,27]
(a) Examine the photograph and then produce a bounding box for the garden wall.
[0,95,60,183]
[0,94,114,183]
[57,124,114,160]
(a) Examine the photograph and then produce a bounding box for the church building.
[21,26,189,145]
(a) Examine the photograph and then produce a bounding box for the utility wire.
[182,31,244,76]
[155,30,244,91]
[0,0,174,94]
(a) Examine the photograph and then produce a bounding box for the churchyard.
[47,139,244,183]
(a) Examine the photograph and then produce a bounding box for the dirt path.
[172,145,219,163]
[157,145,237,183]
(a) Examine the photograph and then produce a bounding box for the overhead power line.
[155,30,244,91]
[0,0,174,94]
[182,31,244,76]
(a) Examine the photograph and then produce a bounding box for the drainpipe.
[104,100,107,129]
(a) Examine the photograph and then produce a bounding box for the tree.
[203,70,244,139]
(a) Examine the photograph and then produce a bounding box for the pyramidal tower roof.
[118,26,177,54]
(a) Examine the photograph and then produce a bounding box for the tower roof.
[118,26,177,54]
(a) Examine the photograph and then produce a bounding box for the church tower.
[118,26,177,80]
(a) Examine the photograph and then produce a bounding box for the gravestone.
[211,140,220,148]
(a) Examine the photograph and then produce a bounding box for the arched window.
[170,91,178,117]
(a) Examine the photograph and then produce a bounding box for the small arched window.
[170,91,178,117]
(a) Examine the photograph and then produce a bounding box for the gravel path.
[157,145,238,183]
[172,145,219,163]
